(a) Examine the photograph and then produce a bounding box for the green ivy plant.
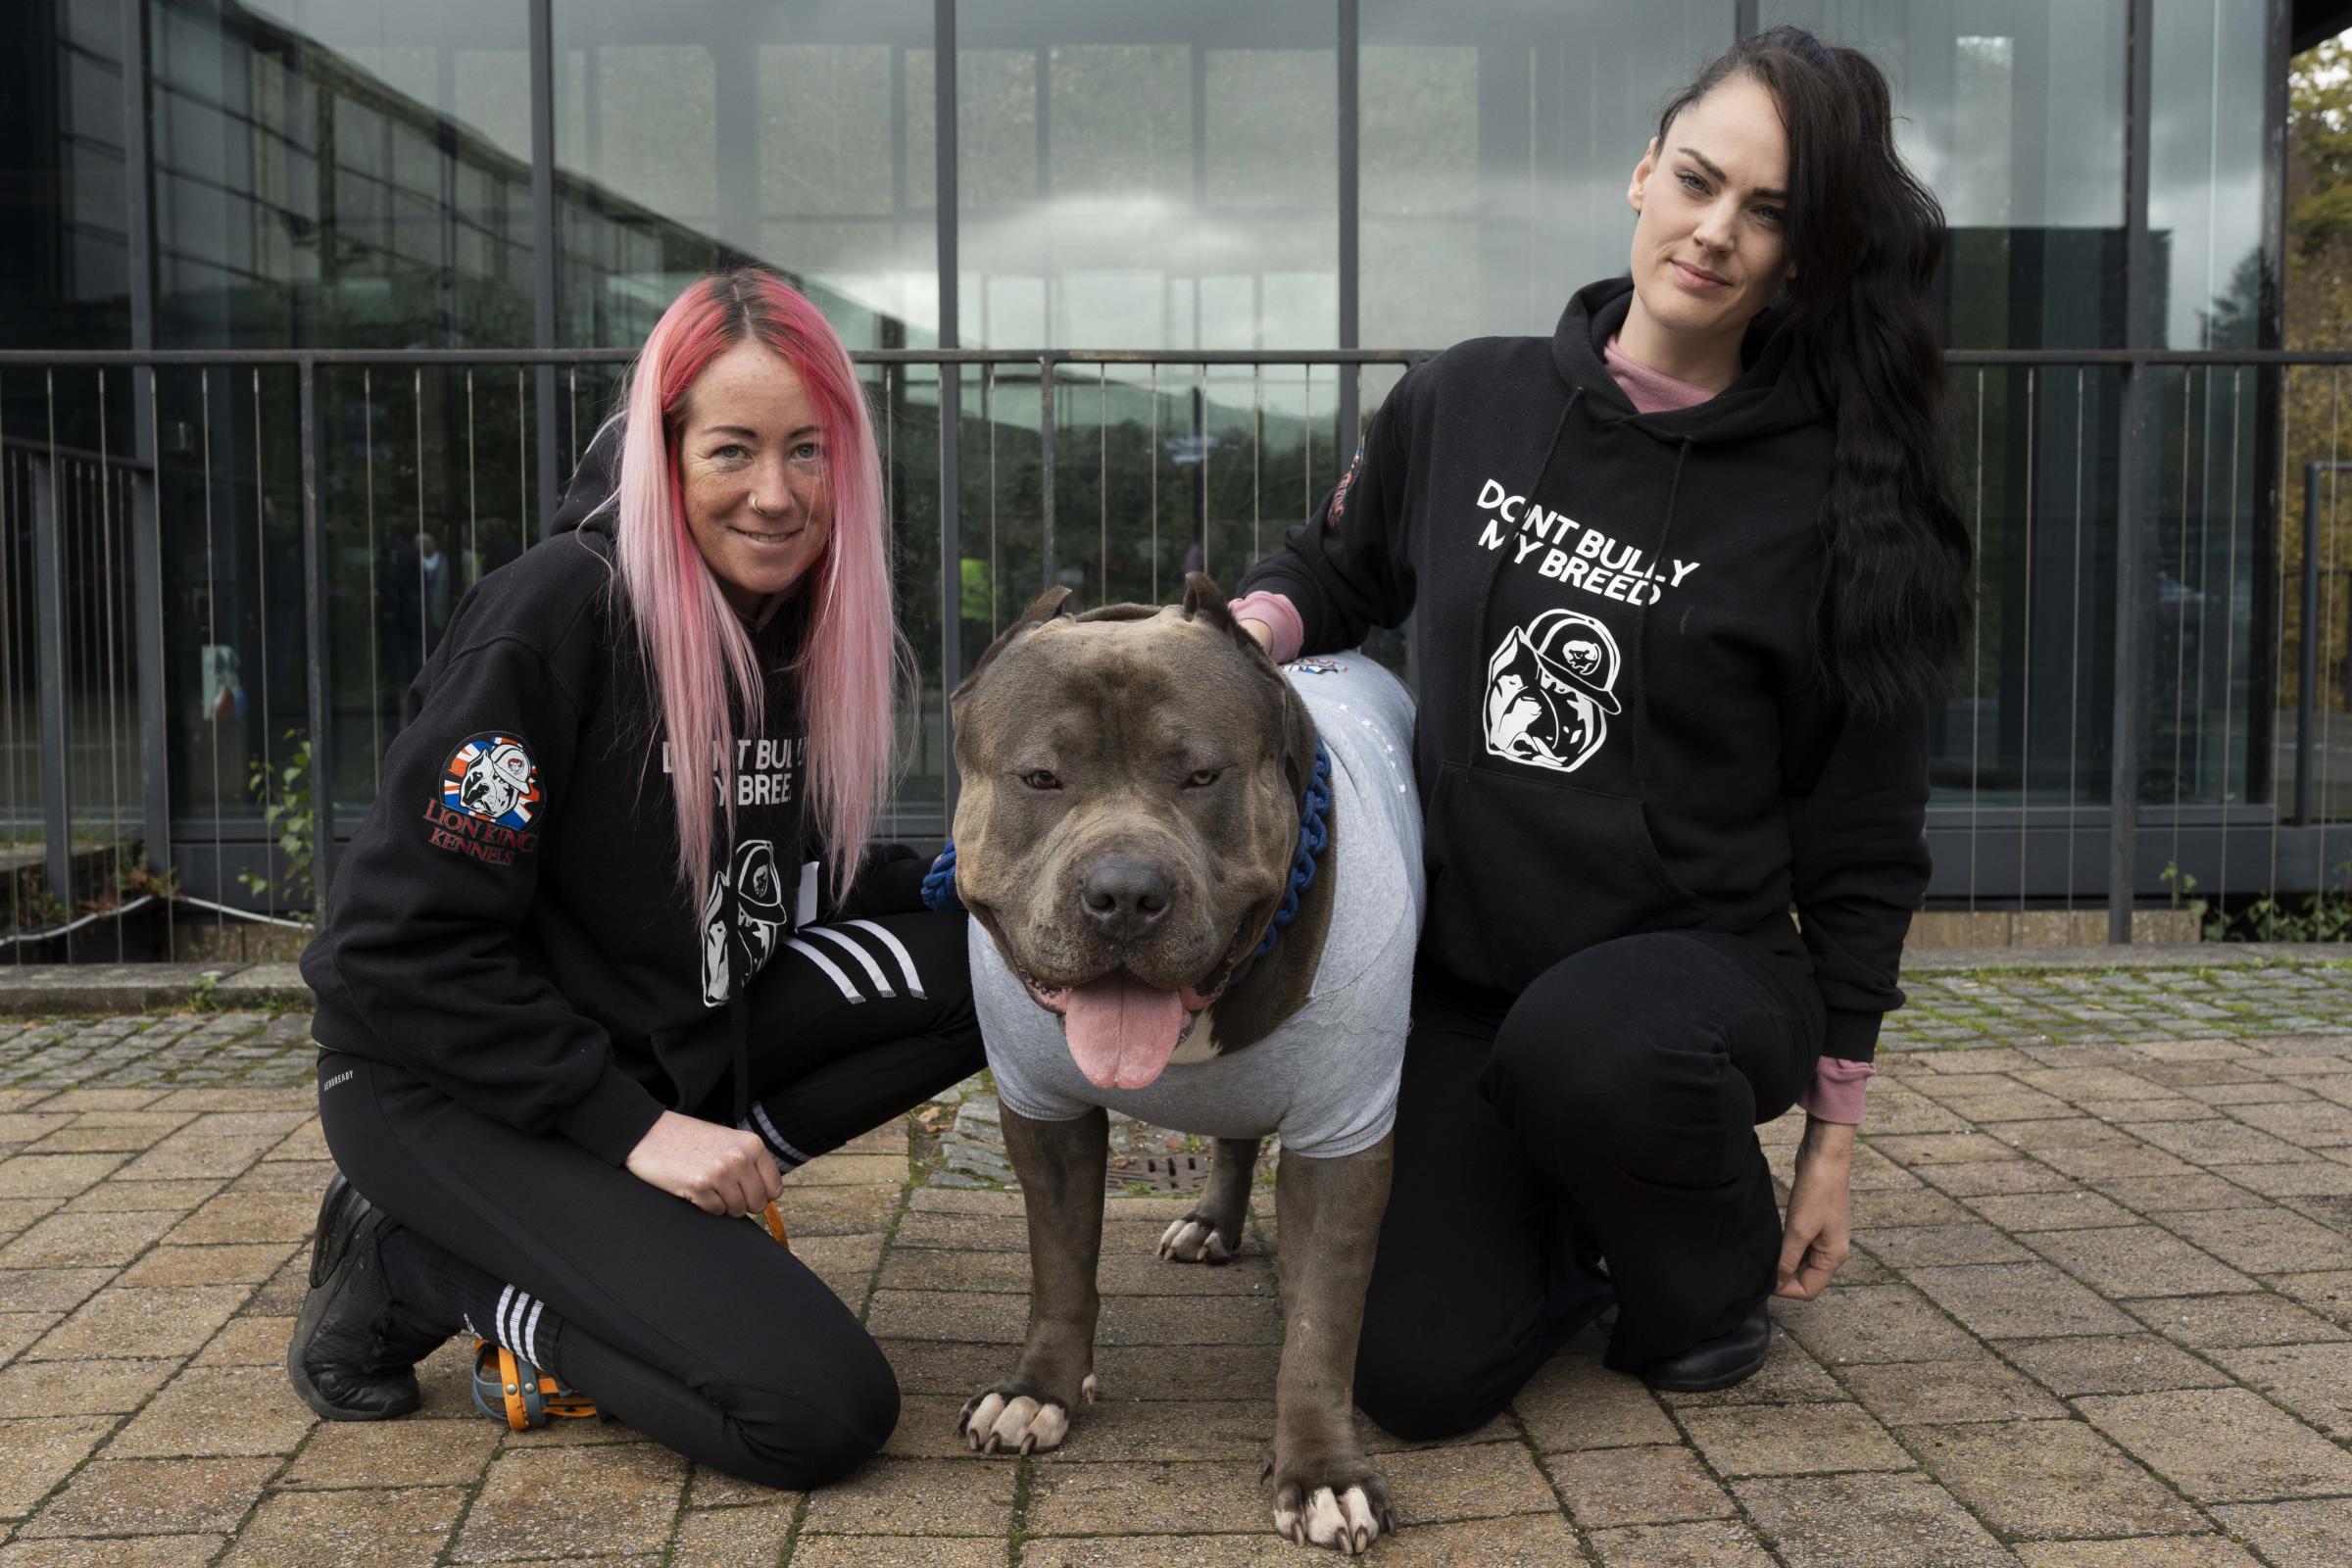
[238,730,316,919]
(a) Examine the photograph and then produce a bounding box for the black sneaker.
[286,1174,447,1421]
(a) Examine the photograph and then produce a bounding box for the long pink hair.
[613,269,906,904]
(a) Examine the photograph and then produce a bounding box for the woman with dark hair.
[1231,26,1969,1431]
[287,269,984,1487]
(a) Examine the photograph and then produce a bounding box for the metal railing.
[0,344,2346,959]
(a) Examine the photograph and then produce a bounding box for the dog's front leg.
[1158,1136,1259,1264]
[1268,1134,1396,1554]
[958,1104,1107,1455]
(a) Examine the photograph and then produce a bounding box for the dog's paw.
[1270,1469,1395,1555]
[1157,1214,1235,1265]
[956,1376,1093,1455]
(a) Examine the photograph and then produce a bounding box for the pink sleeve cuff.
[1797,1056,1876,1125]
[1228,591,1305,665]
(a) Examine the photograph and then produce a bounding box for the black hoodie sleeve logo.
[421,732,542,864]
[1483,611,1620,774]
[1324,437,1365,530]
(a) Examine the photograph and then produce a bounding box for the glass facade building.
[0,0,2323,920]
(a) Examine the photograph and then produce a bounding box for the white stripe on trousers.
[493,1284,515,1352]
[522,1298,546,1367]
[841,918,926,998]
[783,938,864,1004]
[803,924,896,997]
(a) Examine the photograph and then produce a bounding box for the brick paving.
[0,963,2343,1564]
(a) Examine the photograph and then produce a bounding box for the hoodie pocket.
[1419,760,1695,995]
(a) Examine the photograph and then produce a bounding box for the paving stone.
[107,1364,316,1457]
[279,1416,501,1489]
[2000,1334,2233,1396]
[25,1285,246,1360]
[159,1192,316,1246]
[1733,1472,2020,1568]
[2124,1119,2312,1165]
[0,1310,59,1361]
[0,1156,128,1200]
[1549,1443,1738,1527]
[1361,1444,1557,1526]
[1090,1343,1282,1402]
[1513,1348,1679,1450]
[796,1454,1018,1536]
[0,1416,116,1517]
[2123,1293,2350,1348]
[1918,1160,2079,1198]
[0,1269,111,1313]
[665,1504,797,1567]
[1774,1285,1979,1365]
[2209,1499,2352,1567]
[2208,1342,2352,1440]
[1908,1263,2140,1340]
[0,1538,225,1567]
[2270,1269,2352,1321]
[450,1444,689,1561]
[2090,1173,2269,1213]
[1964,1190,2137,1231]
[2164,1206,2352,1274]
[2203,1159,2352,1198]
[2010,1538,2260,1567]
[1841,1354,2067,1424]
[1855,1223,2034,1268]
[2075,1387,2352,1502]
[1901,1418,2204,1540]
[0,1358,177,1418]
[1678,1402,1910,1478]
[790,1540,1010,1568]
[16,1456,278,1538]
[215,1486,464,1568]
[1874,1133,2025,1167]
[2022,1226,2259,1298]
[1846,1187,1976,1228]
[1589,1519,1779,1568]
[116,1240,295,1289]
[0,1210,164,1269]
[1012,1397,1274,1464]
[60,1179,220,1214]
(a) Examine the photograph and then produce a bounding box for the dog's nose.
[1080,858,1173,942]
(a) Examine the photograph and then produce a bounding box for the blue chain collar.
[921,741,1335,989]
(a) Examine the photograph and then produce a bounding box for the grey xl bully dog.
[946,575,1423,1554]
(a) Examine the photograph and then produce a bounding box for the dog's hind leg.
[1267,1134,1396,1554]
[1158,1136,1259,1265]
[958,1104,1106,1456]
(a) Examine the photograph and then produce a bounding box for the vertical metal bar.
[2219,368,2243,911]
[1735,0,1760,39]
[1150,364,1159,600]
[97,376,122,956]
[253,368,273,920]
[1252,364,1263,562]
[365,369,381,792]
[1039,356,1055,592]
[1197,365,1209,581]
[986,365,998,633]
[35,376,71,910]
[1097,365,1106,604]
[122,0,170,906]
[2298,476,2321,825]
[529,0,560,534]
[2019,368,2036,914]
[1968,368,1984,911]
[301,361,337,898]
[2107,0,2157,943]
[201,368,220,924]
[466,368,479,583]
[2170,371,2192,881]
[2066,369,2085,913]
[935,0,962,820]
[1336,0,1359,458]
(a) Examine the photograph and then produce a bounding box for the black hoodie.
[302,422,927,1160]
[1236,277,1930,1062]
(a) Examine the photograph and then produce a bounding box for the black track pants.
[1354,930,1823,1441]
[316,910,983,1490]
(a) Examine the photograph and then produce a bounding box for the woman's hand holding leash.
[1773,1117,1854,1301]
[626,1110,783,1218]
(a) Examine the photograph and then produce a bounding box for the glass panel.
[551,0,937,350]
[1760,0,2130,351]
[956,1,1338,350]
[149,0,536,348]
[1360,0,1732,347]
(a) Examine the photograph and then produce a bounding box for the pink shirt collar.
[1603,333,1720,415]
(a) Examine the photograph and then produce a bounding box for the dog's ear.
[1181,572,1272,663]
[953,584,1073,703]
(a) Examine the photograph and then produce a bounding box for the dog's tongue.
[1063,972,1189,1091]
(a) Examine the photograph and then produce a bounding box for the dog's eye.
[1019,769,1061,791]
[1185,769,1221,789]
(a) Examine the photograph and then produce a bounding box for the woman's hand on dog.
[1773,1117,1855,1301]
[626,1110,783,1218]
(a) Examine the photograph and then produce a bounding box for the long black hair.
[1659,26,1972,722]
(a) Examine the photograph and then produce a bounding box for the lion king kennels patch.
[422,732,543,865]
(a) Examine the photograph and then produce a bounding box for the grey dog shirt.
[972,654,1423,1160]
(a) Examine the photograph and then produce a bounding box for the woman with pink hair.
[289,269,980,1489]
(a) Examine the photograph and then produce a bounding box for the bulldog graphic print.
[1482,608,1622,773]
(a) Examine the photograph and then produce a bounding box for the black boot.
[1638,1299,1771,1393]
[286,1174,449,1420]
